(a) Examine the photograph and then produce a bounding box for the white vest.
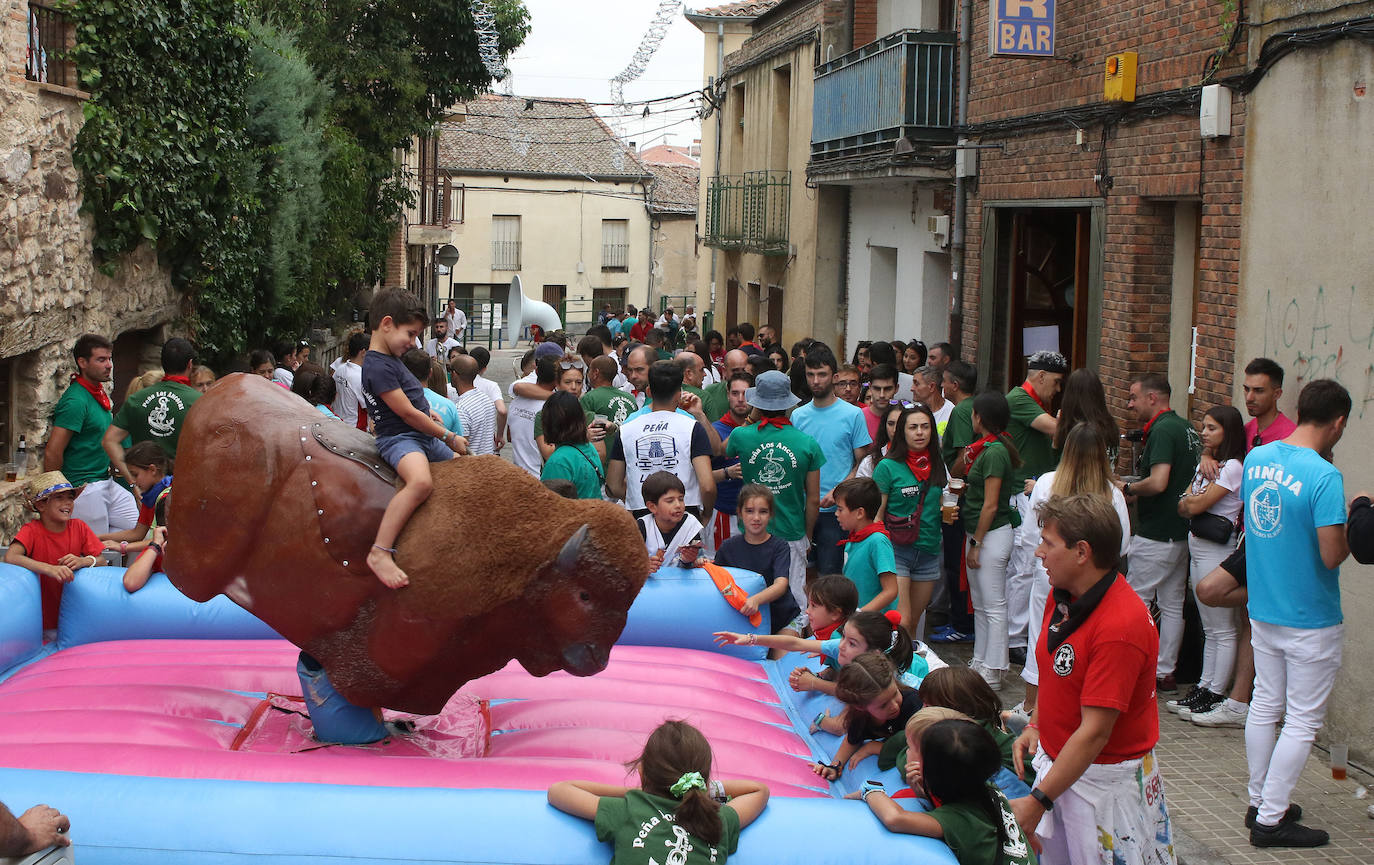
[620,409,701,510]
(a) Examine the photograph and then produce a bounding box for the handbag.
[883,484,930,547]
[1190,511,1236,544]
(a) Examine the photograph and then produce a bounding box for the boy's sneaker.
[930,625,973,644]
[1165,685,1205,715]
[1250,819,1328,848]
[1245,803,1302,829]
[1192,699,1249,728]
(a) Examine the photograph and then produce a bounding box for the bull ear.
[556,525,590,573]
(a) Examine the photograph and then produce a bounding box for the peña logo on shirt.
[1053,643,1075,676]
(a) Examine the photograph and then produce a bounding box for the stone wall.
[1,0,179,539]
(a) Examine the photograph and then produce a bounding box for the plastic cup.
[1332,744,1349,780]
[941,490,959,525]
[948,478,965,496]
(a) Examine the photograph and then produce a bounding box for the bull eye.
[579,590,591,602]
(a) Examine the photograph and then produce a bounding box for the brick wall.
[960,0,1247,425]
[384,222,405,289]
[853,0,876,47]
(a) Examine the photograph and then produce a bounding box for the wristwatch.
[860,780,885,800]
[1123,482,1132,496]
[968,537,979,548]
[1030,788,1055,811]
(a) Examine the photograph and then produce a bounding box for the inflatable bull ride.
[0,375,956,865]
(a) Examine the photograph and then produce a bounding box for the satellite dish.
[435,244,460,268]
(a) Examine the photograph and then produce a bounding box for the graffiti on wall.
[1262,285,1374,418]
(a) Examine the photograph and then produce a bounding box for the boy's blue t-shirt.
[843,532,897,612]
[362,350,430,439]
[1242,441,1347,628]
[792,398,872,511]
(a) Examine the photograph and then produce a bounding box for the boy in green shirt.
[832,477,898,614]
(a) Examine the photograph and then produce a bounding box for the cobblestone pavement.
[931,639,1374,864]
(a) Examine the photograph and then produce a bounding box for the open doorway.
[981,205,1100,392]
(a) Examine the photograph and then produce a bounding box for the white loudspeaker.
[505,275,563,345]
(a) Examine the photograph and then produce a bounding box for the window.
[491,215,521,270]
[601,219,629,271]
[26,3,75,88]
[593,287,627,314]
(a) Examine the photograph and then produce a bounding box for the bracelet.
[87,555,99,567]
[148,542,163,556]
[1025,723,1039,731]
[1030,787,1055,812]
[746,633,756,645]
[827,761,843,777]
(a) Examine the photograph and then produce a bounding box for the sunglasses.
[887,399,917,408]
[1253,433,1263,448]
[558,359,585,370]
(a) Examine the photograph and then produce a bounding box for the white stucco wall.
[844,182,949,357]
[1235,39,1374,759]
[877,0,939,35]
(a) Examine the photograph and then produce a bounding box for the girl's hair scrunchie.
[669,771,707,798]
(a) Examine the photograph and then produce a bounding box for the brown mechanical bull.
[164,374,649,714]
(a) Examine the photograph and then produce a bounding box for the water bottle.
[14,436,26,480]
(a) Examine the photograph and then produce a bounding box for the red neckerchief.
[72,373,112,412]
[162,374,192,387]
[1020,382,1049,413]
[1141,409,1169,439]
[963,434,998,467]
[838,523,890,547]
[741,341,760,350]
[905,450,932,482]
[812,620,842,640]
[718,412,746,429]
[757,416,790,431]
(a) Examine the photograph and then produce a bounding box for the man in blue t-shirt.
[1241,379,1351,849]
[791,344,871,574]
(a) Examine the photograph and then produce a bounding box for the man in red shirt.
[1241,358,1296,449]
[1011,494,1175,865]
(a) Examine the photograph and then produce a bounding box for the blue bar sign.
[989,0,1055,57]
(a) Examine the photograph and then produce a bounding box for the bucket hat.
[746,370,800,411]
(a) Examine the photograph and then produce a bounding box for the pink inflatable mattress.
[0,640,826,797]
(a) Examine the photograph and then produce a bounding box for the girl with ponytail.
[861,718,1036,865]
[956,391,1022,694]
[548,720,769,863]
[811,653,923,782]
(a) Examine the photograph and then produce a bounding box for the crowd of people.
[6,285,1374,863]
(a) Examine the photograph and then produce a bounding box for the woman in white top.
[1174,405,1247,714]
[856,401,905,478]
[1020,422,1132,714]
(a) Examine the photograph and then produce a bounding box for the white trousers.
[702,509,740,558]
[1007,491,1035,647]
[967,524,1014,672]
[786,538,810,611]
[73,478,139,563]
[1124,536,1188,677]
[1022,559,1052,686]
[1245,619,1342,826]
[1030,749,1176,865]
[1188,534,1239,693]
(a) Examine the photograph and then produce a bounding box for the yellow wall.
[438,174,651,323]
[652,215,699,309]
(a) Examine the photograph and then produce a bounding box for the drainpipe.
[949,0,972,349]
[709,21,725,315]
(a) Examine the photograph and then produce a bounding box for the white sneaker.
[977,662,1004,691]
[1191,700,1248,728]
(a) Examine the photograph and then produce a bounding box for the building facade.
[1,1,178,537]
[643,156,700,317]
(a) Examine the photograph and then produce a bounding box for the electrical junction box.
[928,215,950,247]
[1104,51,1138,102]
[1200,84,1232,138]
[955,146,977,178]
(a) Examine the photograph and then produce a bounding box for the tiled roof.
[687,1,780,19]
[439,95,650,180]
[639,144,699,167]
[648,163,699,215]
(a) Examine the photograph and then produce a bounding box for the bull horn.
[556,525,590,573]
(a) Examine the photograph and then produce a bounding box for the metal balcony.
[811,29,956,157]
[703,170,790,256]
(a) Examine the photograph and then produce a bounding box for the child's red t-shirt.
[12,518,103,630]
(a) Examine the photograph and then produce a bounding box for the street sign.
[989,0,1055,57]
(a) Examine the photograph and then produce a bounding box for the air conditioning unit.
[928,215,950,247]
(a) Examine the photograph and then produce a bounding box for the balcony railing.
[601,243,629,271]
[704,170,790,256]
[491,240,521,271]
[811,29,956,157]
[26,3,75,88]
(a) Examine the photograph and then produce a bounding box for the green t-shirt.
[962,440,1016,533]
[594,790,740,865]
[872,458,941,554]
[683,384,707,406]
[844,531,897,611]
[541,443,604,499]
[700,380,729,423]
[50,382,113,486]
[725,422,825,541]
[930,788,1037,865]
[581,386,639,426]
[1006,386,1057,486]
[533,407,595,440]
[942,398,975,469]
[1135,410,1200,542]
[112,381,201,459]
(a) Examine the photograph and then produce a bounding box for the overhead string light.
[608,0,682,170]
[471,0,509,82]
